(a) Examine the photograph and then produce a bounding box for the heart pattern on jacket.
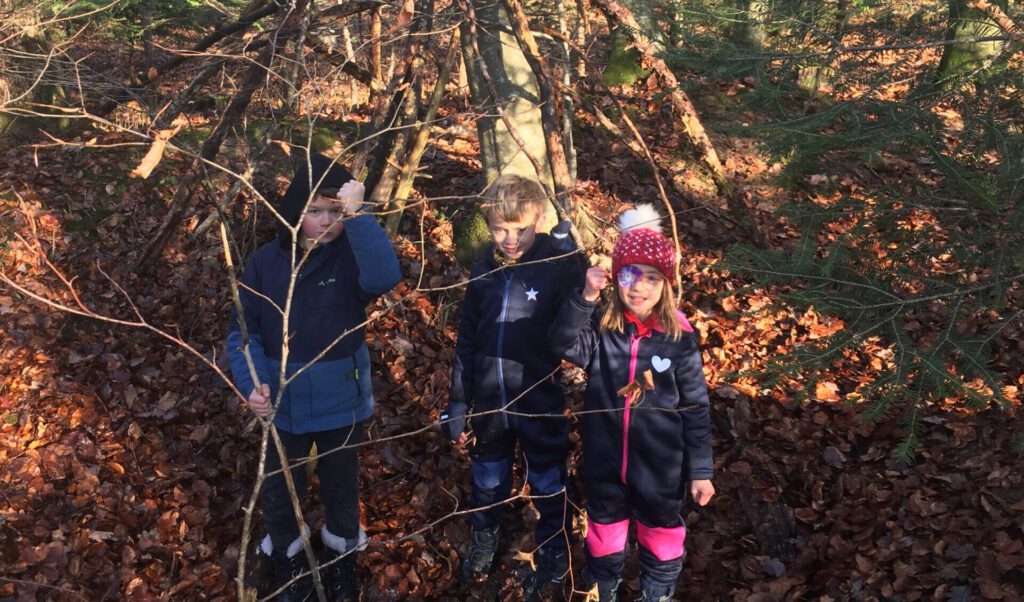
[652,355,671,372]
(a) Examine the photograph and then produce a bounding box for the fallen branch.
[136,0,310,270]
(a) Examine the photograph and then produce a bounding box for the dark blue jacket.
[549,291,714,505]
[449,225,583,445]
[227,156,401,434]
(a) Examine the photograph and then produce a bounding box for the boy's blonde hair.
[599,279,684,341]
[481,175,548,222]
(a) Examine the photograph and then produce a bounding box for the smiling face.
[300,195,345,248]
[617,264,666,321]
[488,210,540,261]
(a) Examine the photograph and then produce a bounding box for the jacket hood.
[277,154,354,245]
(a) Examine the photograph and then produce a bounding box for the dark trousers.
[468,414,571,550]
[584,480,687,587]
[260,421,365,552]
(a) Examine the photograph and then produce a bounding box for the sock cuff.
[321,524,368,554]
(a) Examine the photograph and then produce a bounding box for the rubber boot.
[581,565,620,602]
[259,530,314,602]
[321,526,367,602]
[637,573,676,602]
[460,525,500,582]
[523,546,569,601]
[268,550,313,601]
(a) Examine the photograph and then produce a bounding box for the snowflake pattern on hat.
[612,204,677,285]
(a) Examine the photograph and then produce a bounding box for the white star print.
[525,288,539,301]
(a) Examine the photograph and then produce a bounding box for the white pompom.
[617,203,662,234]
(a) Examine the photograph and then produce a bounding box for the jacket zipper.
[622,333,642,483]
[496,274,513,427]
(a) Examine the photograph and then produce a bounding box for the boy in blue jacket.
[227,154,401,601]
[440,175,583,599]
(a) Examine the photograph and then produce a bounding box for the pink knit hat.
[611,204,677,285]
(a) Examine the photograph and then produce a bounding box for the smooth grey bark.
[464,0,553,188]
[936,0,1005,83]
[730,0,770,49]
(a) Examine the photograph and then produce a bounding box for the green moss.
[603,31,648,87]
[454,210,492,268]
[309,127,335,155]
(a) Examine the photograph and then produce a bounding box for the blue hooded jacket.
[226,155,401,433]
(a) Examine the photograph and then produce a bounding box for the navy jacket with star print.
[449,224,583,448]
[549,290,713,518]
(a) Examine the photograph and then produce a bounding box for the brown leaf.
[815,381,841,402]
[130,126,180,179]
[394,0,414,31]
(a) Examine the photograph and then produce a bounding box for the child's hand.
[440,401,469,445]
[582,266,610,302]
[247,383,272,418]
[336,179,365,214]
[690,479,715,506]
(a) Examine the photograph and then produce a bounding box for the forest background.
[0,0,1022,600]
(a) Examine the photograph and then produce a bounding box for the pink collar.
[624,310,695,335]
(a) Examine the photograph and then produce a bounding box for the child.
[226,154,401,601]
[440,175,583,598]
[549,204,715,602]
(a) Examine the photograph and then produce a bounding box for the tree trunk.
[281,9,311,114]
[0,2,68,140]
[464,0,554,190]
[501,0,590,249]
[730,0,770,49]
[936,0,1006,83]
[385,32,460,234]
[595,0,764,242]
[556,0,578,181]
[795,0,847,93]
[370,6,383,86]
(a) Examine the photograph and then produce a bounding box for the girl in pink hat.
[550,204,715,601]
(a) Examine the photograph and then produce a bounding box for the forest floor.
[1,32,1023,602]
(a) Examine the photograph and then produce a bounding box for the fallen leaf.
[130,126,180,179]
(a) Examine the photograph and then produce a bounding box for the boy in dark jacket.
[227,154,401,601]
[440,175,583,598]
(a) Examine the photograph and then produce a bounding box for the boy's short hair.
[480,175,548,222]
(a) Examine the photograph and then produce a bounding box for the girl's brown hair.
[599,277,684,341]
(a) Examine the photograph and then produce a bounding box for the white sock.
[321,525,368,554]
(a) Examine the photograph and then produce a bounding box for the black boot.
[460,525,500,582]
[581,565,620,602]
[322,549,358,602]
[269,549,313,602]
[321,527,364,602]
[637,574,676,602]
[523,546,569,602]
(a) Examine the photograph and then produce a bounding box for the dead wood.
[136,0,311,270]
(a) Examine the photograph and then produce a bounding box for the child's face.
[488,211,539,261]
[617,264,665,320]
[300,195,346,248]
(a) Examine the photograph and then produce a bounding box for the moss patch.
[454,210,492,268]
[604,31,648,87]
